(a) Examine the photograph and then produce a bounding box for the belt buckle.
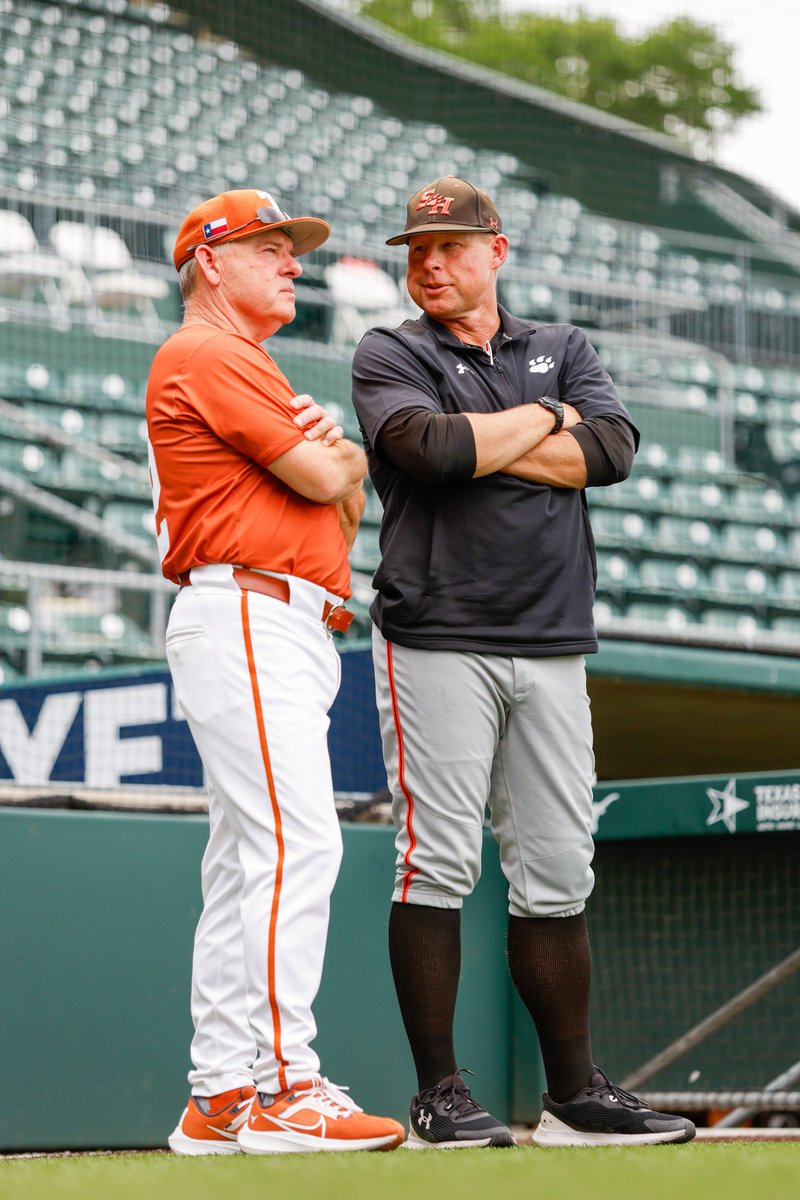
[323,602,352,634]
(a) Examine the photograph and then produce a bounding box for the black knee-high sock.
[388,901,460,1092]
[507,913,594,1102]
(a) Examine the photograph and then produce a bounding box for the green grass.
[1,1144,799,1200]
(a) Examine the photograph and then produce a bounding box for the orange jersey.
[146,324,351,596]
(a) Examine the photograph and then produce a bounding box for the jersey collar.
[420,305,536,349]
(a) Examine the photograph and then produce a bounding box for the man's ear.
[194,244,223,285]
[491,235,510,270]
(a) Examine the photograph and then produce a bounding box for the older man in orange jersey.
[147,189,403,1156]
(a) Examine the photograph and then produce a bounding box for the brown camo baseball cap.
[173,188,330,271]
[386,176,503,246]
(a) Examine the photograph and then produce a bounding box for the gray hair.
[178,241,231,302]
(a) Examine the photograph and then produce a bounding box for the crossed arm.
[376,402,636,490]
[463,404,587,487]
[267,393,366,547]
[377,403,589,489]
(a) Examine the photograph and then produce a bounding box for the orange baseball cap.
[172,188,331,270]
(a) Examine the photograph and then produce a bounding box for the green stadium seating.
[595,551,640,590]
[699,608,767,641]
[590,508,654,547]
[655,516,720,555]
[778,572,800,605]
[721,522,784,560]
[639,556,709,597]
[102,501,155,539]
[349,525,381,574]
[709,563,777,602]
[0,0,798,658]
[623,600,700,634]
[0,436,61,486]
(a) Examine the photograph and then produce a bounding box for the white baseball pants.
[166,564,343,1096]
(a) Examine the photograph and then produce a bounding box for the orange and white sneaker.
[168,1085,256,1155]
[237,1076,405,1154]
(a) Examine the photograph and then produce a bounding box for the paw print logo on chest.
[529,355,555,374]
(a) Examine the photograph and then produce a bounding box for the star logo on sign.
[705,778,749,834]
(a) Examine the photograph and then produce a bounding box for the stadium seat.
[709,563,776,601]
[0,600,32,654]
[362,482,383,525]
[777,571,800,605]
[699,608,766,642]
[623,600,698,635]
[721,522,783,560]
[324,257,411,345]
[48,220,169,326]
[0,359,63,403]
[64,370,145,414]
[655,516,719,555]
[669,480,728,515]
[35,599,157,665]
[0,209,90,316]
[0,436,60,485]
[349,525,381,573]
[102,501,155,539]
[730,484,786,520]
[769,614,800,643]
[639,556,709,596]
[591,509,653,547]
[595,551,639,591]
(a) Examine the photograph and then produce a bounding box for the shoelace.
[428,1069,484,1116]
[319,1077,363,1113]
[298,1077,363,1118]
[584,1077,643,1110]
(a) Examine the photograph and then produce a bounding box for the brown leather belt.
[178,567,354,634]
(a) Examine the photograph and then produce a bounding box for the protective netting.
[1,0,799,684]
[589,833,800,1118]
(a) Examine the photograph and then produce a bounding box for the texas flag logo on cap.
[202,216,229,240]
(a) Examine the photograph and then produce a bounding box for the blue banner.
[0,648,387,795]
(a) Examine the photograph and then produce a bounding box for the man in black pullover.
[351,177,694,1150]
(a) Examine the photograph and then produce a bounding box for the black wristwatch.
[534,395,564,434]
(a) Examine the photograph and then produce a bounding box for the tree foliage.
[353,1,760,152]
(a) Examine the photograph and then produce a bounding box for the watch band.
[535,395,564,435]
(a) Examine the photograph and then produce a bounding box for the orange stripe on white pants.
[240,590,288,1091]
[166,568,343,1096]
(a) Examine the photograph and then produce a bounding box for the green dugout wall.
[0,809,519,1152]
[2,787,799,1151]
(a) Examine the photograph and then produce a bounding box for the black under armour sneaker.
[533,1068,696,1147]
[406,1071,516,1149]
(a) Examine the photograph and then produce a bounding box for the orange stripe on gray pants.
[372,625,596,917]
[385,639,419,902]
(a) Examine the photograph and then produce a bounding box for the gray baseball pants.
[372,627,596,918]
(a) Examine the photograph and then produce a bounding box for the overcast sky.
[496,0,799,213]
